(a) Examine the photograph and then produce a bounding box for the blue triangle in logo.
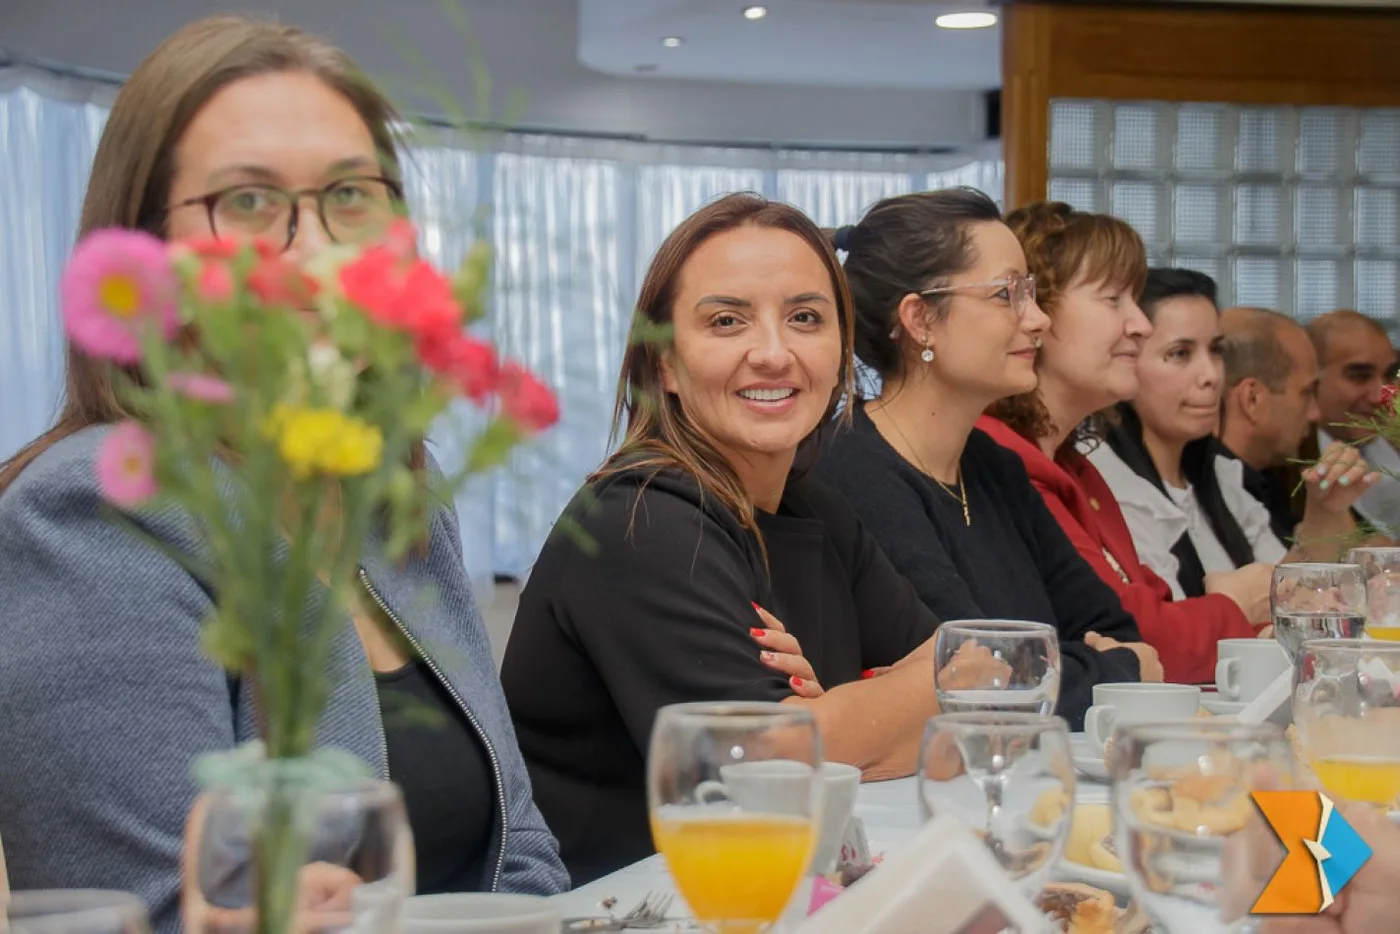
[1318,805,1374,898]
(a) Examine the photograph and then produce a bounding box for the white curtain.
[0,68,110,462]
[0,66,1004,582]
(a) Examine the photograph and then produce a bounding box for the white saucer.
[1201,696,1249,716]
[1069,733,1109,782]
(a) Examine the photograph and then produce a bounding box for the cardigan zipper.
[358,567,509,892]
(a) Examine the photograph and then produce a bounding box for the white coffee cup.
[398,894,559,934]
[809,763,861,874]
[696,760,859,873]
[1215,638,1291,702]
[1083,683,1200,752]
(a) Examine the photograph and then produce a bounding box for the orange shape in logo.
[1252,791,1325,914]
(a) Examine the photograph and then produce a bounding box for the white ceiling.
[578,0,1001,90]
[0,0,993,147]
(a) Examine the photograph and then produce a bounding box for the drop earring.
[921,342,935,363]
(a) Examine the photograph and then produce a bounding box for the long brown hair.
[0,14,415,495]
[596,193,856,542]
[990,200,1147,452]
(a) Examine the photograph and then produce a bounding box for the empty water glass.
[5,890,151,934]
[1270,563,1366,661]
[933,619,1060,715]
[918,712,1075,898]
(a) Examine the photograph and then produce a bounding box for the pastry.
[1030,787,1072,828]
[1063,804,1113,867]
[1036,883,1118,934]
[1087,832,1122,873]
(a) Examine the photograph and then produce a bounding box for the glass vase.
[185,755,414,934]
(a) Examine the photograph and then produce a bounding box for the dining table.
[549,763,1116,930]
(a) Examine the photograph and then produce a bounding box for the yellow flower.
[265,404,383,479]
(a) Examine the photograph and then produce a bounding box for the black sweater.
[815,404,1143,729]
[501,464,938,885]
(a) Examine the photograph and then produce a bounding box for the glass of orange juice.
[1295,638,1400,808]
[648,702,820,934]
[1349,547,1400,641]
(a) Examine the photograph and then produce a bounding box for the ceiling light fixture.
[661,36,684,48]
[743,5,768,19]
[935,11,998,29]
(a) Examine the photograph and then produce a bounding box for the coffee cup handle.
[1084,705,1114,751]
[1216,657,1240,700]
[695,780,730,805]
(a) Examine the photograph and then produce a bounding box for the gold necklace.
[871,403,970,526]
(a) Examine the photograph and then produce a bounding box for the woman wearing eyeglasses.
[0,17,566,934]
[814,189,1161,729]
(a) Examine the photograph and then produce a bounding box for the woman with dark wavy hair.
[980,202,1267,684]
[814,188,1159,730]
[503,193,942,884]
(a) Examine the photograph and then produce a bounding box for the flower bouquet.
[59,219,557,933]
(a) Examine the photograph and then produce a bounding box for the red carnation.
[1380,383,1398,415]
[420,333,500,404]
[499,362,559,433]
[172,235,241,261]
[248,256,320,307]
[340,247,464,341]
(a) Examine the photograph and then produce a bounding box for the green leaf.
[466,417,523,472]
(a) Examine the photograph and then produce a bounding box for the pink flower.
[96,421,158,507]
[499,362,559,433]
[62,229,179,363]
[167,372,234,404]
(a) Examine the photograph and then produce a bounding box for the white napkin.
[1236,668,1294,728]
[793,814,1053,934]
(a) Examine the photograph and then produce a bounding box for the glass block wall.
[1047,100,1400,330]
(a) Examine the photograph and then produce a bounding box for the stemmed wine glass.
[917,712,1075,898]
[648,702,821,934]
[933,620,1060,714]
[1294,638,1400,807]
[1348,547,1400,641]
[1270,563,1366,661]
[1108,720,1295,933]
[5,891,151,934]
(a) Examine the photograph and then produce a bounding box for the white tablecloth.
[550,772,1113,925]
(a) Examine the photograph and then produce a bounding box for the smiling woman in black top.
[814,189,1162,730]
[502,194,942,884]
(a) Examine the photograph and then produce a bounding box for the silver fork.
[563,891,676,931]
[619,891,674,928]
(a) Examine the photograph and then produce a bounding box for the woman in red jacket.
[980,202,1269,684]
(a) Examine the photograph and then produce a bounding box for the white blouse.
[1087,444,1287,600]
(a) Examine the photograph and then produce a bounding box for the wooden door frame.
[1001,1,1400,209]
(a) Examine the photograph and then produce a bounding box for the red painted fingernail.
[861,669,875,679]
[752,602,761,611]
[750,627,766,638]
[791,676,804,687]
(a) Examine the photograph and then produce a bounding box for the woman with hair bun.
[980,202,1266,685]
[814,188,1160,732]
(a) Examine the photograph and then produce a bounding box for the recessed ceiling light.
[743,5,768,19]
[935,11,998,29]
[661,36,684,48]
